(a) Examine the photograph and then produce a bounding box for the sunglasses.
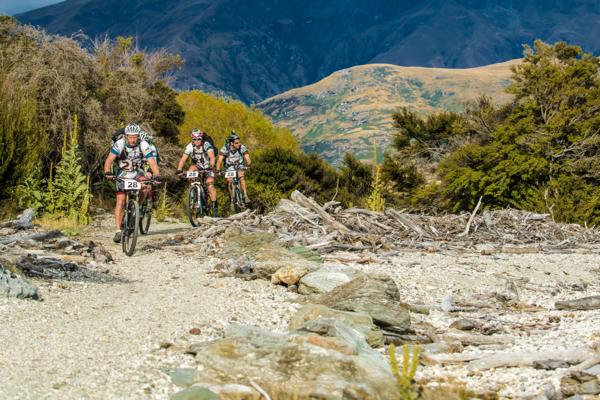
[233,141,241,144]
[192,138,202,142]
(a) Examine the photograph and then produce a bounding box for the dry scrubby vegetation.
[2,15,600,228]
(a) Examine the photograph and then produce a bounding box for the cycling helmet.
[124,123,142,136]
[191,129,203,140]
[227,132,240,143]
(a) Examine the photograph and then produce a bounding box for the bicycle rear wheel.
[139,197,152,235]
[122,199,140,256]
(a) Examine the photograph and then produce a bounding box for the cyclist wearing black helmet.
[216,132,251,205]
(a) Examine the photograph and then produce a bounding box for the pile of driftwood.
[188,191,600,253]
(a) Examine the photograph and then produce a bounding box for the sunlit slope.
[259,60,517,164]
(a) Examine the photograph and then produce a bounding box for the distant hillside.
[18,0,600,102]
[258,61,517,164]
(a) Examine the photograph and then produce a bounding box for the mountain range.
[18,0,600,103]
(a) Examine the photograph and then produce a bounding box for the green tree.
[437,41,600,224]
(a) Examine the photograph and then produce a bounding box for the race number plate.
[124,179,141,190]
[186,171,199,178]
[225,171,236,178]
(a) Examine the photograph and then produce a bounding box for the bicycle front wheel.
[186,185,201,227]
[233,184,245,213]
[122,199,140,256]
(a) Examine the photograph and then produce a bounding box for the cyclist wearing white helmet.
[103,123,161,243]
[176,128,218,217]
[216,131,251,205]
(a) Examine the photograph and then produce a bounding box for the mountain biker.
[216,132,251,205]
[176,129,219,217]
[103,124,161,243]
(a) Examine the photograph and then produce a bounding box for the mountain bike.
[223,166,248,213]
[117,176,157,256]
[184,169,211,227]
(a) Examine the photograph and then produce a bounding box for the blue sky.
[0,0,63,15]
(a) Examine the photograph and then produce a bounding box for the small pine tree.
[389,344,420,400]
[52,115,90,223]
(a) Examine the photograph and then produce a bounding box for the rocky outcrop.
[182,323,398,399]
[313,274,411,333]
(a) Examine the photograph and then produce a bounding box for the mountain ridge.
[18,0,600,102]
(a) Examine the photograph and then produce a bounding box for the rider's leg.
[206,175,218,217]
[114,192,126,242]
[227,178,234,200]
[238,171,249,202]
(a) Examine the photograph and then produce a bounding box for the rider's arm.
[104,153,117,174]
[176,154,189,171]
[243,153,251,167]
[216,154,224,171]
[147,157,160,176]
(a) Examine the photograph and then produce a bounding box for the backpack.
[203,134,216,151]
[111,128,125,145]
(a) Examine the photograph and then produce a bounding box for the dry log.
[466,347,596,372]
[443,332,514,347]
[385,209,430,238]
[290,191,351,233]
[556,296,600,311]
[458,196,483,238]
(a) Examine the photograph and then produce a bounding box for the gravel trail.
[0,221,297,400]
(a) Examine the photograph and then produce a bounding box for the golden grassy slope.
[258,60,518,164]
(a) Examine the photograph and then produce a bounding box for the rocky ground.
[1,205,600,399]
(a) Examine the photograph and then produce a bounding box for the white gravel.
[346,248,600,398]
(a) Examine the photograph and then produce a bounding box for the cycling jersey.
[220,143,248,169]
[184,141,214,170]
[111,138,155,172]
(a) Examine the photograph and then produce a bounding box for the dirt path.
[0,220,296,400]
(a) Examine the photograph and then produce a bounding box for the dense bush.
[0,16,184,212]
[389,40,600,225]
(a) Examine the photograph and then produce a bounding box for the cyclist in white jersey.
[103,124,160,243]
[176,129,218,217]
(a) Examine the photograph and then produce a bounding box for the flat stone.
[289,304,385,347]
[298,271,351,294]
[171,386,219,400]
[449,318,480,331]
[164,368,197,388]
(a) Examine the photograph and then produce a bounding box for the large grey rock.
[187,324,398,399]
[289,303,385,347]
[0,263,39,300]
[313,274,411,333]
